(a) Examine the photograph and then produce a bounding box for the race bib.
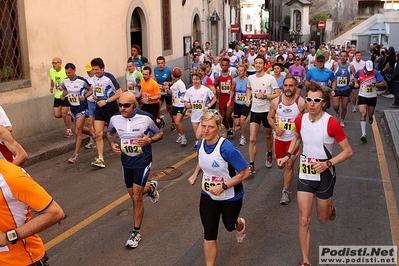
[363,87,374,94]
[202,174,225,195]
[298,155,320,181]
[337,77,347,86]
[68,93,80,106]
[95,85,104,97]
[172,95,178,105]
[121,139,143,156]
[235,92,246,103]
[254,88,267,100]
[192,100,204,110]
[127,82,138,93]
[220,82,231,94]
[278,118,295,131]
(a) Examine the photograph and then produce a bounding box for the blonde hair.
[200,110,222,127]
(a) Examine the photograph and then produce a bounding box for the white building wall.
[0,0,238,139]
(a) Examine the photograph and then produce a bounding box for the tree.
[309,12,331,25]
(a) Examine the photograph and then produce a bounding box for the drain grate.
[149,167,182,180]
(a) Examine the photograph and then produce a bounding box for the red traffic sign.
[318,21,325,29]
[231,24,240,33]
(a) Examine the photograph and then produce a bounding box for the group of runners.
[44,38,393,265]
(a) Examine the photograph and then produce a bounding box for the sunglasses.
[118,103,133,108]
[295,59,301,61]
[305,97,324,104]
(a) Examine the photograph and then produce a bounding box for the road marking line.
[372,121,399,248]
[44,152,198,250]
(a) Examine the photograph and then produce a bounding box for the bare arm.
[0,126,28,166]
[0,200,64,246]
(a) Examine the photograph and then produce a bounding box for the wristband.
[285,152,292,159]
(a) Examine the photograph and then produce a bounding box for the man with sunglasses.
[268,77,306,205]
[107,92,163,249]
[277,81,353,266]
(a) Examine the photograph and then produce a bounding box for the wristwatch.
[105,99,108,104]
[222,183,228,190]
[6,229,18,244]
[285,152,292,159]
[326,160,333,167]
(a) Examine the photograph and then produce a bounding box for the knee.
[249,136,257,144]
[299,213,311,228]
[132,194,143,205]
[317,215,329,224]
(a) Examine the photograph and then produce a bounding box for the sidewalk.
[17,109,399,168]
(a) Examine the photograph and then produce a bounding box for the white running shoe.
[125,231,141,248]
[239,136,246,146]
[148,180,159,204]
[175,134,182,143]
[352,106,357,113]
[180,136,187,146]
[340,120,345,128]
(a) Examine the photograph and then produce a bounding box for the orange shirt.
[0,160,53,265]
[140,78,161,104]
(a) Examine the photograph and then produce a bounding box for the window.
[246,24,252,32]
[161,0,172,51]
[0,0,23,83]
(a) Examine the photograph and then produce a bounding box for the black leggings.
[199,193,242,240]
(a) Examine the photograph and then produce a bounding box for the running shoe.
[248,165,255,176]
[125,231,141,248]
[171,122,176,131]
[329,200,336,221]
[175,134,182,143]
[299,263,311,266]
[194,140,198,149]
[265,155,273,168]
[360,134,367,143]
[148,180,159,204]
[339,120,345,128]
[236,218,246,243]
[91,157,105,168]
[180,136,187,146]
[227,129,234,139]
[389,104,399,108]
[352,106,357,113]
[160,115,166,128]
[369,115,374,124]
[239,136,246,146]
[68,153,78,164]
[280,190,290,205]
[85,139,96,149]
[64,129,73,138]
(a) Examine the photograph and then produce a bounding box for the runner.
[353,60,386,142]
[288,55,306,95]
[331,50,352,127]
[84,62,97,149]
[231,64,250,146]
[217,58,235,138]
[268,77,306,205]
[125,60,143,97]
[107,92,162,249]
[350,51,366,113]
[154,56,173,131]
[188,111,249,266]
[183,72,217,148]
[61,63,94,164]
[277,81,353,266]
[139,66,162,126]
[167,67,188,146]
[246,55,281,174]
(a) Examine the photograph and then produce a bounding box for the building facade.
[0,0,237,139]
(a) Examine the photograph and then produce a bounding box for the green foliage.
[309,12,331,25]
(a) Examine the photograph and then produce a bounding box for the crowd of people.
[1,38,396,265]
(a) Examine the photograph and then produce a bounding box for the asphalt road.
[25,94,399,266]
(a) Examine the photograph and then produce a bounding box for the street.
[26,95,399,266]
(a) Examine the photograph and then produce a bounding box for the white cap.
[227,48,233,53]
[365,60,373,71]
[336,43,341,46]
